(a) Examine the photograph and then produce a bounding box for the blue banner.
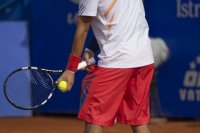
[154,35,200,117]
[144,0,200,117]
[0,22,31,117]
[145,0,200,36]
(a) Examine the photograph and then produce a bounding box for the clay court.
[0,116,200,133]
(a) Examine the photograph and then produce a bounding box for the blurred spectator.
[150,38,169,68]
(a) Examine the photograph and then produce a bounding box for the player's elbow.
[77,16,93,32]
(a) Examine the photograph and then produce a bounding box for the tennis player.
[57,0,154,133]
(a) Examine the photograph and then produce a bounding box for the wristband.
[66,54,81,72]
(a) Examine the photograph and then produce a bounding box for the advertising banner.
[144,0,200,117]
[0,22,31,117]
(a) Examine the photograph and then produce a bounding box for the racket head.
[3,67,56,110]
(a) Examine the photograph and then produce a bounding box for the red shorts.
[78,64,154,127]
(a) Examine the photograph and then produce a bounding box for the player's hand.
[56,70,75,91]
[82,49,94,71]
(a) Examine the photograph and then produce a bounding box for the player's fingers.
[55,74,68,84]
[83,52,91,65]
[66,80,74,91]
[55,77,63,84]
[81,52,90,71]
[85,67,90,72]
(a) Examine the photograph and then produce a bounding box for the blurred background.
[0,0,200,133]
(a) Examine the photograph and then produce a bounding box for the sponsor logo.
[177,0,200,18]
[179,55,200,102]
[67,13,77,25]
[78,3,86,15]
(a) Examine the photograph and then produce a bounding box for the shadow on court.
[0,116,200,133]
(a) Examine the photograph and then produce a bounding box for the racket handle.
[77,57,96,70]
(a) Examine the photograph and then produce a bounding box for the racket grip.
[77,57,96,70]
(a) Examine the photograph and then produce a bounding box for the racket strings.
[33,71,50,89]
[5,69,54,109]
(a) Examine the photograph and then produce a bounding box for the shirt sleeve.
[78,0,99,16]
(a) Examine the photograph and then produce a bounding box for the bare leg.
[84,122,103,133]
[131,124,151,133]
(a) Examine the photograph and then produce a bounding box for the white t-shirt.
[78,0,154,68]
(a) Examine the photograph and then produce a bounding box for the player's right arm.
[56,0,99,91]
[56,16,94,91]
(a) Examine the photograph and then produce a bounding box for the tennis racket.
[3,57,95,110]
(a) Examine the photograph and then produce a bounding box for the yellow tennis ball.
[58,81,68,92]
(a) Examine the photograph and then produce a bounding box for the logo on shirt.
[179,55,200,102]
[78,3,86,15]
[70,0,79,5]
